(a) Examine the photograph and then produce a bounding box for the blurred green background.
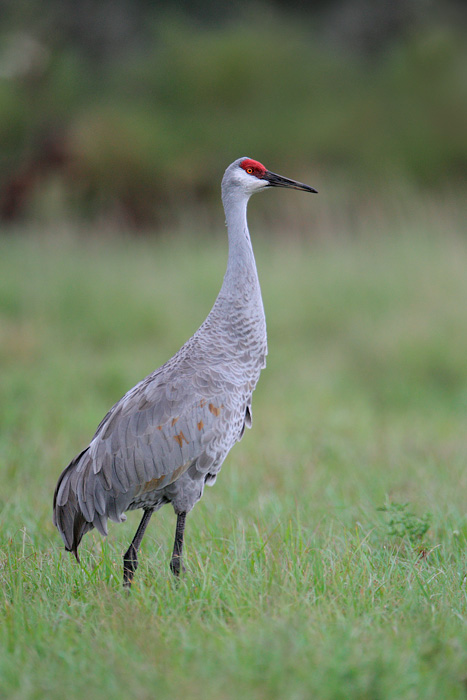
[0,0,466,228]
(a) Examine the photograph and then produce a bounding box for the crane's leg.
[170,512,187,577]
[123,508,154,589]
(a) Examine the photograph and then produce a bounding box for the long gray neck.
[218,187,261,303]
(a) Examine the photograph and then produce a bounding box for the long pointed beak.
[263,170,318,193]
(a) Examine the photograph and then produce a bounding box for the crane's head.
[222,157,317,197]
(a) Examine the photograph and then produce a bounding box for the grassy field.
[1,197,467,699]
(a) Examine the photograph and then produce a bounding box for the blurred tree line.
[0,0,466,227]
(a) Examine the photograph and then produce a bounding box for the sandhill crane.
[53,157,317,588]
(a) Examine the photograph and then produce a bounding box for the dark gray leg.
[123,508,154,588]
[170,512,187,577]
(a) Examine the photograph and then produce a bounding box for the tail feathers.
[53,448,106,559]
[54,498,94,562]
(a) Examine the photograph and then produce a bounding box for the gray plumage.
[53,157,316,585]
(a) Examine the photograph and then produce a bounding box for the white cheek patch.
[243,173,267,192]
[250,177,269,193]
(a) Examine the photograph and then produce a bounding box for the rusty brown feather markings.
[106,354,253,514]
[173,431,188,447]
[140,474,165,493]
[140,461,190,495]
[132,395,227,498]
[208,403,224,417]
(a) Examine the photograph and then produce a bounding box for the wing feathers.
[111,453,130,493]
[53,359,253,559]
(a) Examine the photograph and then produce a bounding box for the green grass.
[1,201,467,698]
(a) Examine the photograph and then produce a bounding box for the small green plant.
[377,500,431,545]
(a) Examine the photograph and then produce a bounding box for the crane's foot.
[123,543,138,589]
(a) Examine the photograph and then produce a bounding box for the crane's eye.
[246,167,253,174]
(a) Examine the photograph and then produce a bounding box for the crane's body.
[53,157,317,586]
